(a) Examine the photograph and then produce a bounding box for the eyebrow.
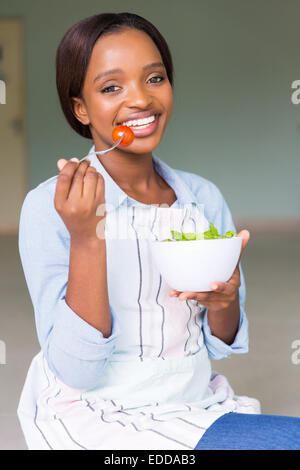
[93,62,165,83]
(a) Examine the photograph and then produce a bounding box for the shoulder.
[20,177,68,235]
[173,168,225,208]
[173,167,236,233]
[21,178,55,216]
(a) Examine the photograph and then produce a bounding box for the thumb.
[237,229,250,263]
[57,159,68,171]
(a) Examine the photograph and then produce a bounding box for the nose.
[124,81,153,108]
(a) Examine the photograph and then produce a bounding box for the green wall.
[1,0,300,219]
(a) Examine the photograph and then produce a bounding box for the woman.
[17,12,300,450]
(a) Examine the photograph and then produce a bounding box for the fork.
[41,133,125,187]
[94,133,125,155]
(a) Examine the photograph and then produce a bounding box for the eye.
[100,75,165,94]
[101,85,120,94]
[149,75,165,84]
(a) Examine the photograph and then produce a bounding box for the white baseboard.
[0,226,18,235]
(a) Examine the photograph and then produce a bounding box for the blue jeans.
[194,412,300,450]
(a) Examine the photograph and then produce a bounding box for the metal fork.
[94,133,125,155]
[41,133,125,187]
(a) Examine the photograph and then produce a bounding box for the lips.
[128,114,160,137]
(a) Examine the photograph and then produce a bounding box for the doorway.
[0,18,26,234]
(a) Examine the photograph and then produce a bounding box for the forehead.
[88,28,162,71]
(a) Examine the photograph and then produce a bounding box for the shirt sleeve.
[18,185,121,390]
[200,183,249,359]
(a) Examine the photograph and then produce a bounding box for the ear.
[71,96,90,126]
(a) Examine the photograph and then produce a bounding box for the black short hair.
[56,12,175,139]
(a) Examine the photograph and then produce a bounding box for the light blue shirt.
[18,146,248,390]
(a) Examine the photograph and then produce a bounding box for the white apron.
[18,200,260,450]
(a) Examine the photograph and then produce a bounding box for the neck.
[95,147,162,193]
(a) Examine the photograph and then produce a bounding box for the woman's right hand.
[54,158,106,242]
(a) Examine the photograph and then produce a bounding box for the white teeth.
[131,122,153,129]
[121,115,156,127]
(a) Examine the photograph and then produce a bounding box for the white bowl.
[150,237,242,292]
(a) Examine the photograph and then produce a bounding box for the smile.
[123,114,160,137]
[121,114,157,127]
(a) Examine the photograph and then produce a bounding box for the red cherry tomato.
[112,125,134,147]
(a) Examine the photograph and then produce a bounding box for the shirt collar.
[86,145,198,211]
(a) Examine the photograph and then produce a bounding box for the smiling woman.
[17,11,300,451]
[55,14,175,195]
[56,14,174,141]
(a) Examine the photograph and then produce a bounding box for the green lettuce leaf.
[163,222,236,241]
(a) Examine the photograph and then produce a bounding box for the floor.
[0,232,299,450]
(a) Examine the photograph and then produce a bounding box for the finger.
[82,166,98,200]
[57,158,79,172]
[95,173,105,205]
[55,160,81,202]
[209,281,237,295]
[170,290,184,297]
[68,160,91,199]
[169,290,176,295]
[210,282,225,292]
[179,294,223,304]
[171,288,227,300]
[178,292,194,300]
[177,291,215,301]
[57,159,67,171]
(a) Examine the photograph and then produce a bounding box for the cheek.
[164,88,173,119]
[165,84,173,106]
[89,94,116,122]
[94,94,110,112]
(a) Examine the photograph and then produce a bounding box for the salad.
[161,222,236,241]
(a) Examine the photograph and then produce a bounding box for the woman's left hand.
[169,230,250,313]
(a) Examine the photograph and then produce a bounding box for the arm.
[169,178,249,359]
[206,292,240,345]
[67,236,112,337]
[55,159,113,337]
[201,184,249,359]
[201,263,249,359]
[202,229,250,345]
[18,162,120,390]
